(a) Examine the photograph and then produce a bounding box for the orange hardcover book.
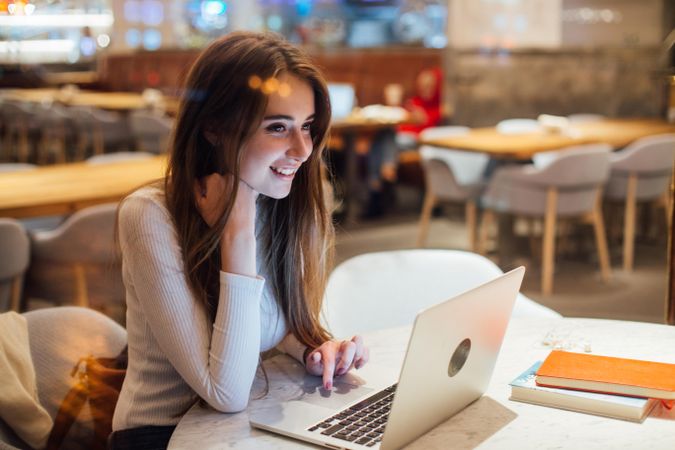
[535,350,675,400]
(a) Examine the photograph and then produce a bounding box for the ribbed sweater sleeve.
[118,193,264,413]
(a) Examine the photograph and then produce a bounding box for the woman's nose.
[287,128,312,161]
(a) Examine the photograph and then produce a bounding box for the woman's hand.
[305,336,370,390]
[193,174,259,276]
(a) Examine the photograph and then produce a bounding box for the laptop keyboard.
[307,383,397,447]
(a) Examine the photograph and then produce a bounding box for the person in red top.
[363,67,444,218]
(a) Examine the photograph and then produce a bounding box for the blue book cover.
[509,361,656,422]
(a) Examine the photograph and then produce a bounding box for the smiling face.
[239,73,315,199]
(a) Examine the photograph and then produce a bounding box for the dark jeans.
[108,425,176,450]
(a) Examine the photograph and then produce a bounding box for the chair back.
[129,110,173,154]
[483,144,611,216]
[418,126,488,199]
[322,250,560,338]
[530,144,611,188]
[606,134,675,201]
[496,118,541,134]
[31,203,119,265]
[0,219,30,312]
[610,134,675,174]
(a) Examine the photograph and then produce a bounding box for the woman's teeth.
[271,167,298,176]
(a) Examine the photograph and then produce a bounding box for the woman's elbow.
[209,395,249,413]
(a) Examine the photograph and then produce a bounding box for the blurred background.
[1,0,674,327]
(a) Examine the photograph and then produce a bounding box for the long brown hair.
[166,31,333,349]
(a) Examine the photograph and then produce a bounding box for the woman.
[111,32,369,449]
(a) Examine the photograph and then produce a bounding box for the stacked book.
[509,350,675,422]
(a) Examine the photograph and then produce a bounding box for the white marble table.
[169,318,675,449]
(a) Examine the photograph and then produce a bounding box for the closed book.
[510,362,657,422]
[536,350,675,400]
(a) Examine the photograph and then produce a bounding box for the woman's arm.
[119,192,262,413]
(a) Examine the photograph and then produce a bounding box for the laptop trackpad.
[297,371,374,410]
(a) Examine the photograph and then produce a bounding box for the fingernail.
[355,362,362,369]
[336,368,345,376]
[325,382,332,390]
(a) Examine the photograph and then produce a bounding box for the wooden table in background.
[0,156,166,218]
[421,118,675,158]
[1,88,179,114]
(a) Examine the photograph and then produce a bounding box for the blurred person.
[363,67,444,219]
[111,32,369,449]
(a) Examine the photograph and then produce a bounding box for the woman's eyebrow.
[262,113,316,121]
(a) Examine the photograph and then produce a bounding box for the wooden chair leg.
[542,188,558,296]
[416,192,436,247]
[592,191,612,282]
[465,200,477,252]
[73,264,89,307]
[623,174,638,272]
[10,276,23,312]
[94,128,104,156]
[19,124,29,163]
[478,209,494,255]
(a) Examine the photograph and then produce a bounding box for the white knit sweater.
[112,186,289,430]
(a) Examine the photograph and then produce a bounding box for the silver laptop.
[250,267,525,449]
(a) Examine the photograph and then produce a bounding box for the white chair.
[128,110,174,154]
[0,219,30,312]
[604,134,675,271]
[30,203,119,308]
[416,126,489,250]
[496,118,542,135]
[321,249,561,338]
[480,144,612,295]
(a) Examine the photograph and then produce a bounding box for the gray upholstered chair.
[24,306,127,449]
[128,110,174,154]
[0,219,30,312]
[322,249,560,338]
[86,151,155,165]
[604,134,675,271]
[416,126,489,250]
[33,103,73,164]
[70,107,131,161]
[1,101,36,163]
[30,203,119,308]
[480,144,612,295]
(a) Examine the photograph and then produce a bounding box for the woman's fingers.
[319,345,337,390]
[305,339,370,389]
[335,340,356,376]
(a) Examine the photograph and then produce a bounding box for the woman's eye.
[302,122,312,132]
[266,123,286,133]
